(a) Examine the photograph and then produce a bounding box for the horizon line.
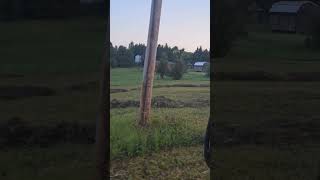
[111,42,210,52]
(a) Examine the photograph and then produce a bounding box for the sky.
[110,0,210,52]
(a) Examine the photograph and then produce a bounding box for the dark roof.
[269,1,318,13]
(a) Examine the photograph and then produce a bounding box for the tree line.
[110,42,210,68]
[213,0,320,55]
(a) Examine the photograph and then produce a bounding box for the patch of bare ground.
[110,96,209,109]
[110,89,129,93]
[110,145,209,179]
[130,84,209,91]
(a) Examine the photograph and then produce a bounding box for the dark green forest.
[110,42,210,68]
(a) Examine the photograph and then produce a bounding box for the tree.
[203,49,210,62]
[116,46,133,67]
[110,43,118,68]
[170,59,185,80]
[157,54,168,79]
[181,51,193,65]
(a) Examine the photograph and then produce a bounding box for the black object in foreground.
[204,117,214,168]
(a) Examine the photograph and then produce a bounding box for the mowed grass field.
[0,17,106,180]
[109,68,210,179]
[1,16,320,179]
[0,16,211,179]
[211,28,320,179]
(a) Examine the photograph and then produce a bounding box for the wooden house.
[269,1,320,33]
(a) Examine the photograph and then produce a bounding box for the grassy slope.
[109,67,210,159]
[1,18,320,179]
[211,28,320,179]
[214,31,320,73]
[111,68,209,89]
[111,107,209,159]
[0,17,105,75]
[0,17,105,180]
[0,16,210,179]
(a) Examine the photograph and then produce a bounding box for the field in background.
[0,17,105,180]
[0,16,212,179]
[1,17,320,179]
[212,27,320,179]
[0,17,105,74]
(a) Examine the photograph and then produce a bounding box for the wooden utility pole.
[96,15,109,180]
[139,0,162,126]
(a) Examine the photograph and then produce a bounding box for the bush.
[116,46,134,67]
[110,57,117,68]
[204,64,210,77]
[156,59,168,79]
[170,60,185,80]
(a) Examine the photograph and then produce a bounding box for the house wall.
[270,13,296,32]
[270,3,320,33]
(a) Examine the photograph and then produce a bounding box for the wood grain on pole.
[139,0,162,126]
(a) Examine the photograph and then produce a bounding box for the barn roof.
[269,1,318,13]
[194,62,208,66]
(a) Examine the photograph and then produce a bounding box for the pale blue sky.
[110,0,210,52]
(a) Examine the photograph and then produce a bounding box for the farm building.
[193,62,209,72]
[269,1,320,33]
[134,55,142,64]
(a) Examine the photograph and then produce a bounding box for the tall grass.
[110,108,209,159]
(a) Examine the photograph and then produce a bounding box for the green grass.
[213,145,320,180]
[111,86,209,101]
[214,31,320,74]
[0,89,99,126]
[0,16,210,179]
[209,30,320,179]
[0,17,105,74]
[228,31,320,60]
[109,68,209,159]
[111,107,209,159]
[111,145,210,179]
[0,144,95,180]
[1,17,320,179]
[111,67,209,89]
